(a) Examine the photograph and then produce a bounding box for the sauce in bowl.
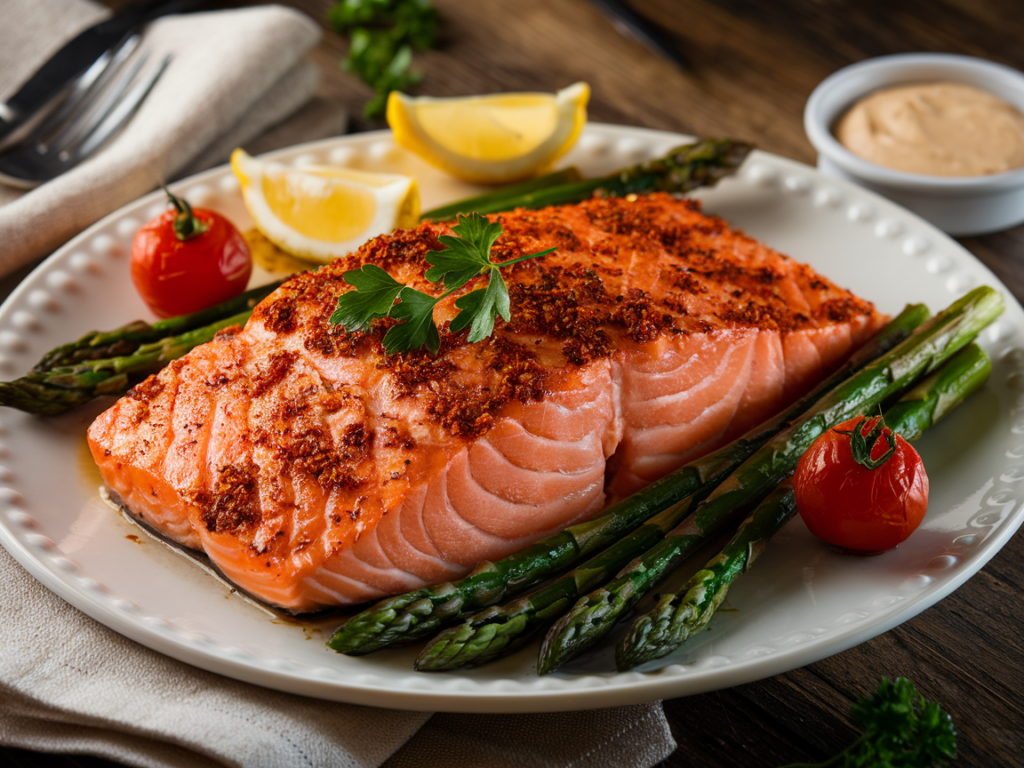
[834,82,1024,176]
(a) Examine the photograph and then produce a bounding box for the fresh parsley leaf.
[329,212,554,354]
[847,677,957,768]
[425,213,505,289]
[330,265,406,331]
[778,677,957,768]
[384,288,441,354]
[327,0,437,120]
[450,268,510,342]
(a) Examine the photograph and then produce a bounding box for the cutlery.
[0,0,198,146]
[0,35,171,188]
[584,0,688,70]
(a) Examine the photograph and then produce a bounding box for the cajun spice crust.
[240,193,875,441]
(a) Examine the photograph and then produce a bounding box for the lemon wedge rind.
[231,149,420,264]
[387,82,590,184]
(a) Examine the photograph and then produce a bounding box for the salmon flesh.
[88,194,884,612]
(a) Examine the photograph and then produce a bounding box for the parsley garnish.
[780,677,957,768]
[327,0,438,120]
[330,212,554,354]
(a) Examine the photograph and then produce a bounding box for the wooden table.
[6,1,1024,765]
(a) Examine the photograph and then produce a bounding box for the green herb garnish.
[780,677,957,768]
[327,0,438,120]
[330,212,554,354]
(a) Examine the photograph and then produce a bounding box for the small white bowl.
[804,53,1024,236]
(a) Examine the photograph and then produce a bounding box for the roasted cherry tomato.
[131,188,251,318]
[794,415,929,554]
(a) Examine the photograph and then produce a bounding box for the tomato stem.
[834,416,896,470]
[162,185,209,241]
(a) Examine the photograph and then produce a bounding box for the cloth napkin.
[0,2,679,767]
[0,546,676,768]
[0,0,332,277]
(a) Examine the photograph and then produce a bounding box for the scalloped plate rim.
[0,124,1021,713]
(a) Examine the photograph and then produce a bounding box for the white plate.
[1,124,1022,714]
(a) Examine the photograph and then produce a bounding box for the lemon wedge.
[387,82,590,184]
[230,149,420,263]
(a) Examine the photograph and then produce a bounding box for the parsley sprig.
[780,677,957,768]
[327,0,438,120]
[330,213,554,354]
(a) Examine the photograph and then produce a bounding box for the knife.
[0,0,200,144]
[584,0,688,70]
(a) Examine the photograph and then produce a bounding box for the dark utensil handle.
[0,0,203,140]
[585,0,688,70]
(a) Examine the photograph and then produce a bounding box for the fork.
[0,34,171,189]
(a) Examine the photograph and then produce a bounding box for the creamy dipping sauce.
[834,82,1024,176]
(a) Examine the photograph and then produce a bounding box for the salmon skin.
[88,193,884,613]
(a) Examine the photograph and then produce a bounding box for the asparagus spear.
[1,279,288,415]
[612,342,991,672]
[415,287,1001,672]
[420,168,583,221]
[414,487,711,670]
[421,139,752,219]
[0,311,251,415]
[33,280,284,371]
[327,305,928,657]
[538,487,789,676]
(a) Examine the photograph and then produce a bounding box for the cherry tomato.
[131,189,251,318]
[794,415,929,554]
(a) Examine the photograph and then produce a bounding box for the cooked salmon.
[88,193,885,612]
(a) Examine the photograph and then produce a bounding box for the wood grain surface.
[6,1,1024,766]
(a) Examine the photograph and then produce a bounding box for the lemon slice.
[387,82,590,184]
[230,149,420,263]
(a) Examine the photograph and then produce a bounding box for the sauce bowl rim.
[804,52,1024,193]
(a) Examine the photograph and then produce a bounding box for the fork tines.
[0,34,171,188]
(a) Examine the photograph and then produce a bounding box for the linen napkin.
[0,528,677,767]
[0,0,328,276]
[0,3,679,766]
[0,493,676,768]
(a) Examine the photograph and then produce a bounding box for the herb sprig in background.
[327,0,438,120]
[781,678,957,768]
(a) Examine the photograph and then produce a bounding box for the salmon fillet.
[88,193,884,612]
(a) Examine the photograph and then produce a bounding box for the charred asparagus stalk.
[413,287,1001,672]
[420,139,752,220]
[0,279,287,416]
[420,168,583,221]
[413,489,708,670]
[0,311,251,415]
[33,280,284,371]
[612,342,991,672]
[326,305,928,657]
